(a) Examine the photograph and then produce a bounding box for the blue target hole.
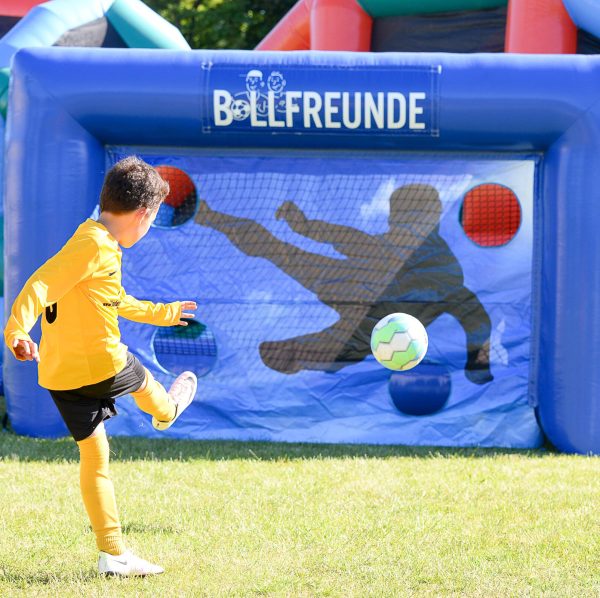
[152,319,217,378]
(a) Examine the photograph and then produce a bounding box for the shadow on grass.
[0,427,552,463]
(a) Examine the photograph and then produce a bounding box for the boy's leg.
[131,368,197,431]
[51,366,166,576]
[130,369,176,422]
[77,422,126,556]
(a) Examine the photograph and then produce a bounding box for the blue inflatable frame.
[4,47,600,453]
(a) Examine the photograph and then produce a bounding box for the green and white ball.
[370,313,428,371]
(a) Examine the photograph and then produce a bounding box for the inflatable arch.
[6,48,600,453]
[0,0,190,117]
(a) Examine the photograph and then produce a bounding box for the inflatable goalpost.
[4,47,600,453]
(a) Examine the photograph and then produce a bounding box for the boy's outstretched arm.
[4,235,100,361]
[117,290,196,327]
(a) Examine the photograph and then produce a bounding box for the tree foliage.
[144,0,298,50]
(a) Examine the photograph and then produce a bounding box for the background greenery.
[144,0,298,49]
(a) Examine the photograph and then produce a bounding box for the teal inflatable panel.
[357,0,507,17]
[106,0,190,49]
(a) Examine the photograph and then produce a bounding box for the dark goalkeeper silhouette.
[195,183,493,384]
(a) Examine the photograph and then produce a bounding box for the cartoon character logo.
[267,71,288,113]
[267,71,286,95]
[245,69,265,93]
[225,69,289,121]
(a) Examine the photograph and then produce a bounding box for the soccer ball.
[231,99,251,121]
[370,313,428,371]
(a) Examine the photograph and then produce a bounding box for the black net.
[110,149,532,386]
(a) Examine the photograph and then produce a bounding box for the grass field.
[1,429,600,597]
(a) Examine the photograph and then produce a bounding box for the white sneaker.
[152,371,197,431]
[98,550,164,576]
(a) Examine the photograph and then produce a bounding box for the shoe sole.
[101,570,164,577]
[152,374,197,431]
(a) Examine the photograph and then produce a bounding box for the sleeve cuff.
[167,301,182,325]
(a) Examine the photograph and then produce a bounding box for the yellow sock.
[131,369,176,422]
[77,430,126,555]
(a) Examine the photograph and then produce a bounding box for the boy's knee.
[134,368,152,394]
[77,426,110,468]
[85,422,106,439]
[130,369,173,421]
[132,369,162,399]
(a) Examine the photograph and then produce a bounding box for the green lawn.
[1,430,599,597]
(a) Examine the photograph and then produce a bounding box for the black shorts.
[49,352,147,441]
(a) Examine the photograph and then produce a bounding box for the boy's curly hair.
[100,156,169,213]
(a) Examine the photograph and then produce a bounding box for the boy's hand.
[178,301,197,326]
[13,339,40,362]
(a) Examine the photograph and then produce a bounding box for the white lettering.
[409,92,426,130]
[364,92,385,129]
[214,90,233,126]
[342,92,361,129]
[303,92,323,128]
[249,92,267,127]
[267,91,285,127]
[214,87,430,132]
[285,91,302,127]
[387,92,407,129]
[324,92,341,128]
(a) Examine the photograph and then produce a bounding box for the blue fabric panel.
[100,148,541,448]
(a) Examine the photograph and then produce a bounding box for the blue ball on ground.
[388,362,452,416]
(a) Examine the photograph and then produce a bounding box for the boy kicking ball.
[4,156,197,576]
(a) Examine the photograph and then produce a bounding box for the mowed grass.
[1,431,600,597]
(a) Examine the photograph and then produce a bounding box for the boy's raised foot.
[152,371,197,431]
[98,550,164,576]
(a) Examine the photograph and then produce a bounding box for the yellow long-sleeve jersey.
[4,219,181,390]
